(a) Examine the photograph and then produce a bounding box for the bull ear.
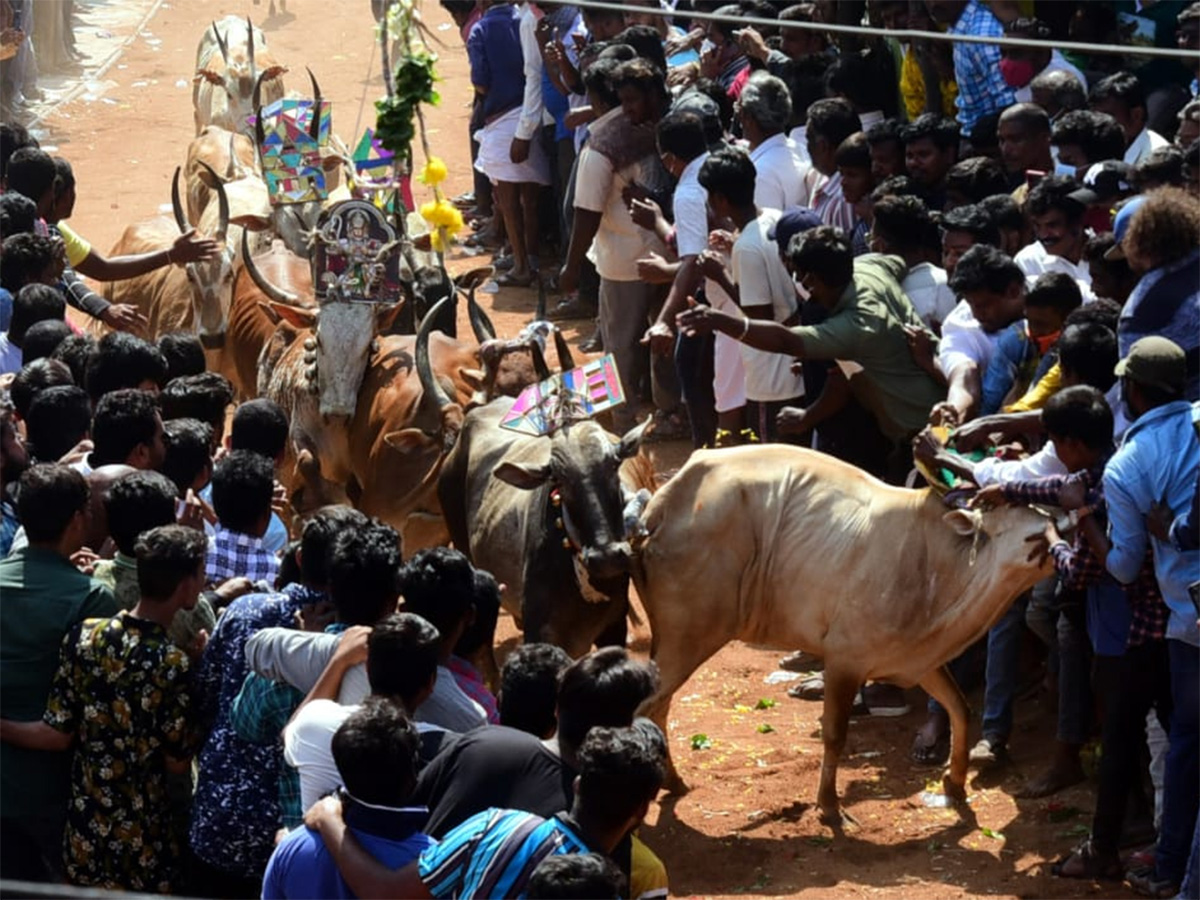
[195,68,224,86]
[261,301,317,330]
[384,429,438,453]
[494,461,552,490]
[943,508,984,537]
[616,419,651,460]
[457,367,485,392]
[261,64,289,82]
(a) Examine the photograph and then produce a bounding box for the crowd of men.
[0,0,1199,897]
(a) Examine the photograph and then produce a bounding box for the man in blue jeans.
[1063,336,1199,898]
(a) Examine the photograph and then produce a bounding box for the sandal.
[1051,838,1122,880]
[910,727,950,767]
[495,271,536,288]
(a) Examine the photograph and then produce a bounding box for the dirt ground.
[37,1,1138,896]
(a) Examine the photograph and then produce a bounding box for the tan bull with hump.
[631,444,1056,827]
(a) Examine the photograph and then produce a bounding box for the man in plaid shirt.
[927,1,1016,139]
[206,450,281,589]
[975,385,1171,882]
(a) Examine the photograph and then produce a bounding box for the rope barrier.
[569,0,1200,61]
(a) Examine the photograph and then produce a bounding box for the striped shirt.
[418,808,592,899]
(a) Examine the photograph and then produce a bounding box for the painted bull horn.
[417,296,455,412]
[306,67,322,141]
[211,21,229,64]
[170,167,188,234]
[247,17,255,84]
[251,70,268,121]
[241,231,299,304]
[529,337,552,382]
[198,161,230,243]
[553,327,576,372]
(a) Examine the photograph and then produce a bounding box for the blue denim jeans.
[1158,640,1200,886]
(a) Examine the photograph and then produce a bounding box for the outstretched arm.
[305,797,432,899]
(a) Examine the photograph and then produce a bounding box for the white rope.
[571,0,1200,61]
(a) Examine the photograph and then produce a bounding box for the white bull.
[193,16,285,138]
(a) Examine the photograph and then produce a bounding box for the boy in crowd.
[206,450,279,588]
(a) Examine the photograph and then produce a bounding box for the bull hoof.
[818,805,860,831]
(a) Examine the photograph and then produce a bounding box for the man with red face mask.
[999,18,1088,105]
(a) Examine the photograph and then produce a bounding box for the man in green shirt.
[0,464,117,882]
[678,225,947,479]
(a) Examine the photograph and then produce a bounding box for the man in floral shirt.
[0,525,207,893]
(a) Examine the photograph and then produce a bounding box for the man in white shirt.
[284,613,445,813]
[999,17,1087,104]
[696,147,805,441]
[803,98,861,232]
[1089,71,1170,166]
[512,2,550,164]
[1015,174,1095,302]
[869,195,957,332]
[737,71,810,211]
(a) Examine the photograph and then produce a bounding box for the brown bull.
[631,445,1056,828]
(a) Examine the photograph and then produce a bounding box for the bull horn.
[535,275,547,321]
[170,166,187,233]
[306,67,323,142]
[226,130,237,179]
[212,21,229,64]
[417,296,454,412]
[198,161,229,243]
[252,70,268,119]
[247,17,255,83]
[241,231,298,304]
[553,328,576,372]
[529,338,552,382]
[466,283,496,344]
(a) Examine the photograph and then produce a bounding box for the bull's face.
[183,241,235,343]
[496,419,650,581]
[942,503,1060,580]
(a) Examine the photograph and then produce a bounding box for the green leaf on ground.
[757,723,775,734]
[980,827,1005,841]
[754,698,777,710]
[690,733,713,751]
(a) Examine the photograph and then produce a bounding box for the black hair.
[656,110,709,163]
[85,332,169,403]
[9,284,65,348]
[300,505,371,588]
[777,55,828,127]
[10,358,73,420]
[806,98,861,148]
[0,192,37,238]
[575,724,666,829]
[1057,321,1118,392]
[454,567,501,658]
[331,697,421,807]
[865,118,903,149]
[824,55,877,113]
[689,77,736,135]
[900,113,959,151]
[329,522,403,625]
[835,132,871,171]
[527,854,626,900]
[1135,145,1186,190]
[211,448,275,535]
[20,319,72,364]
[161,418,214,496]
[229,398,288,460]
[970,111,1002,152]
[944,156,1009,204]
[979,193,1026,233]
[706,3,743,41]
[869,174,919,202]
[50,333,97,387]
[17,463,89,543]
[5,147,58,205]
[0,122,38,184]
[499,642,573,738]
[940,203,1002,246]
[1050,110,1127,163]
[160,373,234,438]
[1089,71,1147,114]
[51,157,75,199]
[399,546,475,639]
[582,57,622,110]
[25,385,90,464]
[1064,297,1121,335]
[1083,234,1135,287]
[556,647,659,751]
[276,541,302,590]
[1000,102,1051,137]
[698,146,757,208]
[105,470,178,557]
[1005,16,1052,41]
[871,194,932,254]
[613,24,668,73]
[91,388,161,468]
[948,244,1025,295]
[613,57,668,104]
[1041,385,1114,452]
[1025,173,1084,221]
[1025,272,1082,316]
[157,333,207,382]
[134,524,208,602]
[788,225,854,288]
[367,612,441,704]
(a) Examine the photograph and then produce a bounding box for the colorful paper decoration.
[258,98,331,205]
[352,128,396,179]
[311,199,403,304]
[501,355,626,436]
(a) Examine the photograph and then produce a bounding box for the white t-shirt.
[748,133,811,212]
[1014,241,1094,302]
[732,209,806,402]
[973,440,1068,486]
[1015,51,1088,103]
[1123,127,1170,167]
[936,299,1003,378]
[902,262,958,331]
[284,699,445,813]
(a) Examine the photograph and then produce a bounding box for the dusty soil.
[40,1,1136,896]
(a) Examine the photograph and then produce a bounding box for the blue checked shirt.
[948,0,1016,137]
[206,526,280,588]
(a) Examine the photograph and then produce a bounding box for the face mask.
[1000,57,1036,88]
[1031,329,1061,356]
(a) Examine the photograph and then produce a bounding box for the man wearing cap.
[1063,335,1199,898]
[1106,191,1200,402]
[1016,174,1097,301]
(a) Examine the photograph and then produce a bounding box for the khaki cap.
[1114,335,1187,393]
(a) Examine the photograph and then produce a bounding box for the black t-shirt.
[410,725,576,839]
